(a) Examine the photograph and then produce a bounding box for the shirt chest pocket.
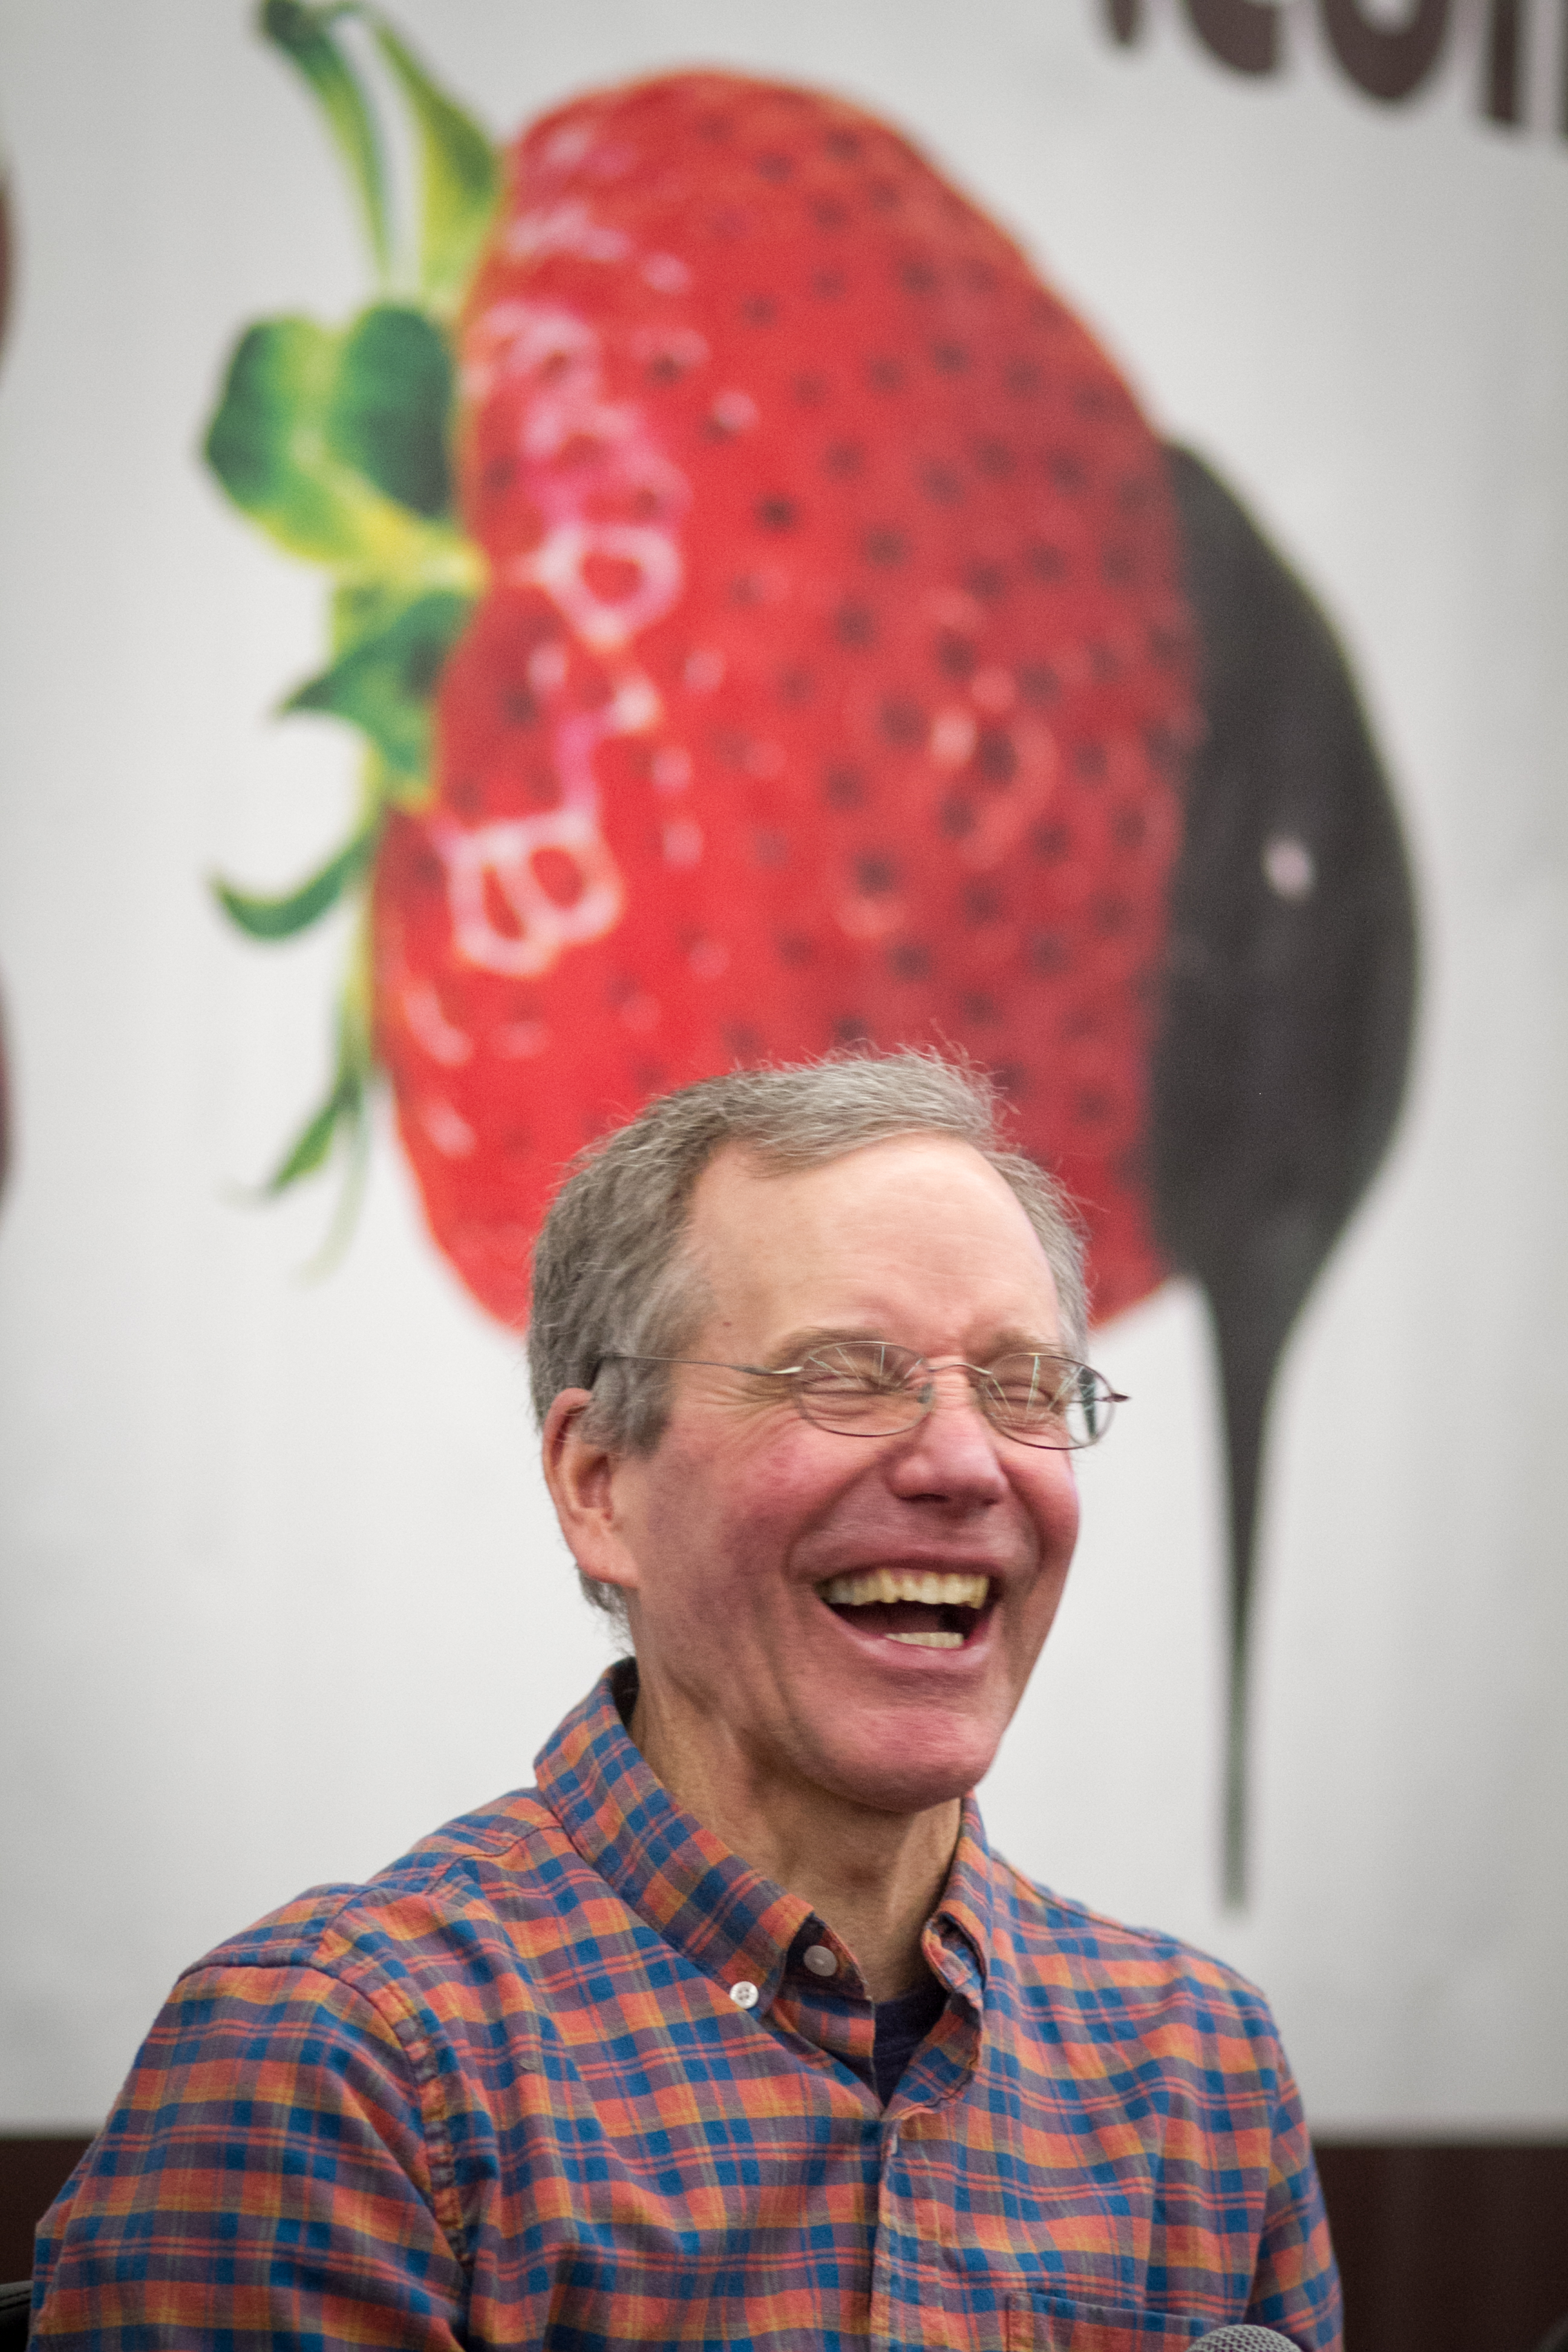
[1004,2289,1207,2351]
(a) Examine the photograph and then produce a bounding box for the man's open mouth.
[817,1568,993,1650]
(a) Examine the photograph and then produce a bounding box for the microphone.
[1190,2333,1299,2351]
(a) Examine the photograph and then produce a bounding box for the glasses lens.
[793,1343,924,1433]
[984,1354,1116,1448]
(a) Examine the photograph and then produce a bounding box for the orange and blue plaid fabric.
[33,1665,1341,2350]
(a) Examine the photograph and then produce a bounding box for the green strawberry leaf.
[260,0,391,279]
[370,18,500,313]
[330,574,423,658]
[212,822,380,941]
[283,587,472,780]
[264,978,373,1204]
[326,304,454,517]
[204,314,479,581]
[206,317,336,554]
[206,316,401,566]
[266,1078,356,1193]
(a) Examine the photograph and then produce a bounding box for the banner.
[1,0,1563,2136]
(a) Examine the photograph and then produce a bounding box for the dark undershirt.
[872,1969,947,2104]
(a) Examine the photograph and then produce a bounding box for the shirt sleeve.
[1244,2054,1344,2352]
[30,1962,470,2351]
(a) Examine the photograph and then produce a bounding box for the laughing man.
[33,1051,1341,2351]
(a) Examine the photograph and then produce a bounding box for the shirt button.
[803,1944,839,1978]
[728,1979,760,2009]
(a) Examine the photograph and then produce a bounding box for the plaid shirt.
[34,1665,1341,2350]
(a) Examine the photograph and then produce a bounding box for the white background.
[1,0,1564,2134]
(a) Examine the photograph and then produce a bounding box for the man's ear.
[541,1390,642,1597]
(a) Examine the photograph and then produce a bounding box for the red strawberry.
[370,70,1198,1328]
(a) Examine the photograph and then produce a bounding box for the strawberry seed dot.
[920,462,964,503]
[880,699,924,746]
[976,730,1018,785]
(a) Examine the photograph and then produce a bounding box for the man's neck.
[629,1685,958,2003]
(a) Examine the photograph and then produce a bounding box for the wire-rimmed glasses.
[594,1341,1125,1451]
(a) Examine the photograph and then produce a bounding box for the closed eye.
[800,1344,919,1396]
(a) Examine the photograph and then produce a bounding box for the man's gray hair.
[527,1049,1088,1625]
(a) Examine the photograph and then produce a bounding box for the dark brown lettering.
[1319,0,1452,101]
[1184,0,1282,74]
[1098,0,1557,140]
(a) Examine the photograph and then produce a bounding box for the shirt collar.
[535,1662,996,2002]
[535,1662,814,2001]
[930,1795,995,1997]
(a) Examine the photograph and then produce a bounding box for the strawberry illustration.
[211,13,1195,1322]
[368,70,1197,1325]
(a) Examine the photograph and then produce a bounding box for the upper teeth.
[820,1569,991,1608]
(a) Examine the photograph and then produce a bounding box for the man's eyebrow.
[964,1326,1063,1354]
[760,1325,887,1366]
[759,1325,1067,1366]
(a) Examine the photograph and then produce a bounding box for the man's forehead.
[685,1134,1059,1321]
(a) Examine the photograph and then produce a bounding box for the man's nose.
[884,1364,1010,1501]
